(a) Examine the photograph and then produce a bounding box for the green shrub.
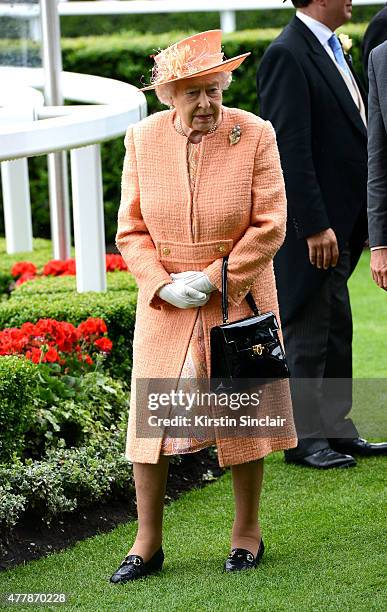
[0,24,370,245]
[0,484,26,537]
[0,433,134,547]
[0,288,137,381]
[11,270,137,296]
[0,356,38,464]
[0,237,54,278]
[58,6,380,37]
[24,369,130,457]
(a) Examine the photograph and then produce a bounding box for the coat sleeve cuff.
[146,275,173,311]
[203,258,262,307]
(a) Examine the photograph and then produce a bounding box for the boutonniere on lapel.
[338,33,353,61]
[229,125,242,146]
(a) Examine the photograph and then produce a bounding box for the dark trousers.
[283,245,359,456]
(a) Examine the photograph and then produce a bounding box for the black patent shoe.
[285,448,356,469]
[223,539,264,572]
[110,546,164,583]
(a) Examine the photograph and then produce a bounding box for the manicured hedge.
[59,5,380,37]
[0,357,38,464]
[0,290,137,381]
[11,270,137,296]
[0,237,138,380]
[0,238,55,294]
[0,23,369,245]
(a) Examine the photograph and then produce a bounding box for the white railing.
[0,68,146,293]
[1,0,384,36]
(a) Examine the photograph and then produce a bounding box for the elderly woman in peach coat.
[111,30,297,583]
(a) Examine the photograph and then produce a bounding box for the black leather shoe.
[224,539,264,572]
[285,447,356,469]
[110,546,164,583]
[330,437,387,457]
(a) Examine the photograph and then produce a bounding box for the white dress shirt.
[296,10,337,62]
[296,11,366,126]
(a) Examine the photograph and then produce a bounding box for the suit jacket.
[362,5,387,80]
[367,41,387,248]
[256,16,368,324]
[115,106,297,466]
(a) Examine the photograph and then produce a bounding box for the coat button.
[218,245,226,253]
[238,290,243,296]
[162,247,170,255]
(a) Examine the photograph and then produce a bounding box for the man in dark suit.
[257,0,387,468]
[368,41,387,290]
[362,3,387,80]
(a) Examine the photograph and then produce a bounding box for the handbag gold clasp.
[252,344,264,356]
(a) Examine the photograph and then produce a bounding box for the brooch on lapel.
[229,125,242,145]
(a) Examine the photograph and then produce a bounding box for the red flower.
[0,316,110,372]
[15,272,36,286]
[106,254,127,272]
[43,347,60,363]
[94,337,113,353]
[25,347,42,364]
[43,259,76,276]
[11,261,37,278]
[78,318,107,338]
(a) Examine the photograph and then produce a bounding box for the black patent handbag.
[210,256,290,393]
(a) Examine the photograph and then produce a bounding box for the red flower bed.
[10,255,127,286]
[0,317,113,371]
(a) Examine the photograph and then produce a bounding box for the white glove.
[170,271,217,294]
[157,280,210,309]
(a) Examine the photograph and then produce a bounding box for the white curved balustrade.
[0,68,147,293]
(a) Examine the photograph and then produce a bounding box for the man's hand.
[306,228,339,269]
[370,249,387,291]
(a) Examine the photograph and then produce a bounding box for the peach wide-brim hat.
[139,29,250,91]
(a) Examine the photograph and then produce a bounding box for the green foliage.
[58,5,381,37]
[0,353,130,462]
[0,237,54,276]
[25,368,130,457]
[0,357,38,464]
[0,24,370,245]
[0,434,134,545]
[11,270,137,296]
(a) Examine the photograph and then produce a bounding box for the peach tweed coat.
[115,105,297,467]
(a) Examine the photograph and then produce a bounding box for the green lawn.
[0,250,386,611]
[0,454,385,611]
[350,250,387,379]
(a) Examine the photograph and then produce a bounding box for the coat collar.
[168,105,238,144]
[289,16,367,138]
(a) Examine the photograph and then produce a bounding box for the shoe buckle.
[124,556,142,566]
[132,557,141,566]
[246,553,254,562]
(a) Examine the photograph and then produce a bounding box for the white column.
[1,158,33,253]
[70,144,107,293]
[220,10,236,33]
[29,16,42,42]
[47,150,71,259]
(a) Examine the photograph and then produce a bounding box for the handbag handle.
[221,256,260,323]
